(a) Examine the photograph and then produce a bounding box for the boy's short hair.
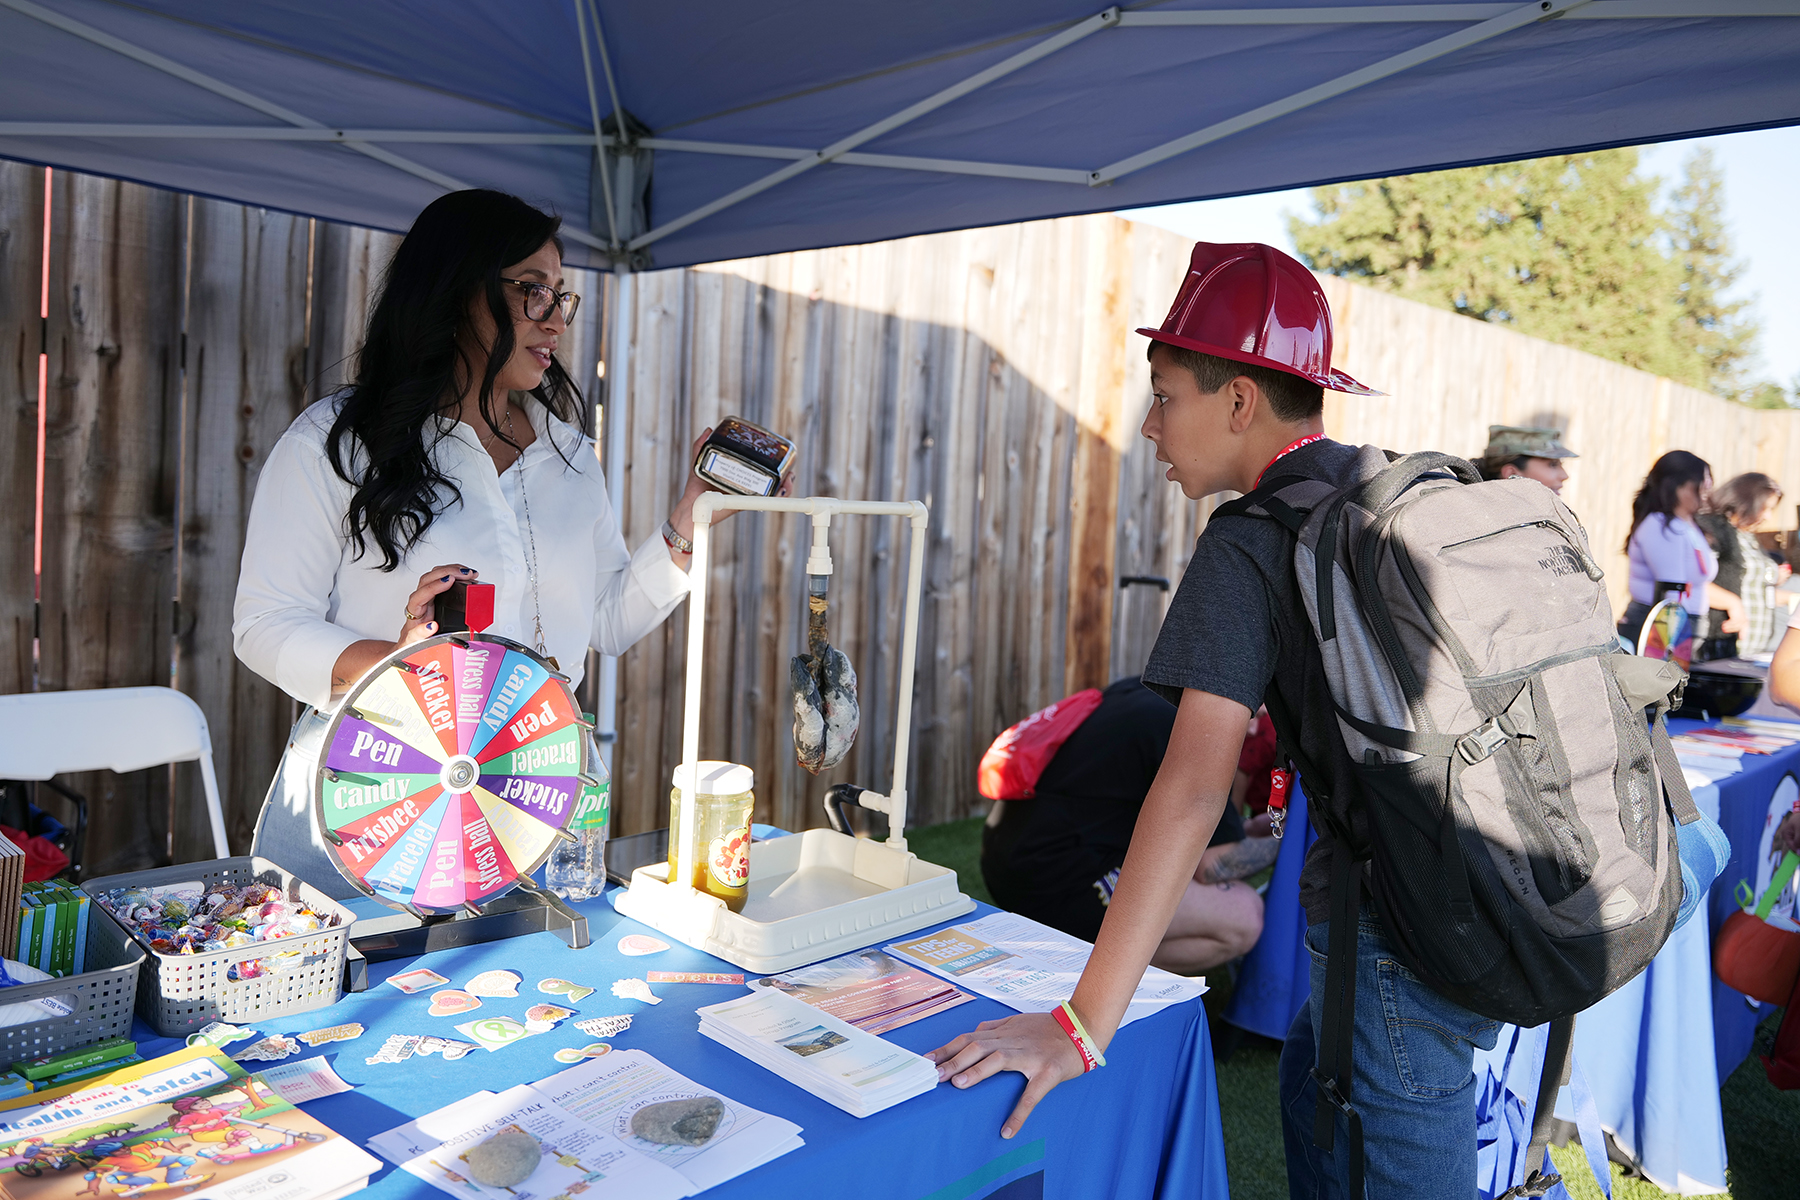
[1150,343,1324,421]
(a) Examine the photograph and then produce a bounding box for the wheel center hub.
[441,754,480,794]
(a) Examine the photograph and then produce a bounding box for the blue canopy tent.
[2,0,1798,273]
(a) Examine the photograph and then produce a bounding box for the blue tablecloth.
[1222,720,1800,1196]
[125,892,1228,1199]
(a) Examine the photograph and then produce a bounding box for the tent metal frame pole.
[0,123,1093,183]
[0,0,627,251]
[1090,0,1593,185]
[623,5,1125,251]
[0,0,467,194]
[572,0,620,248]
[594,270,632,773]
[585,0,629,135]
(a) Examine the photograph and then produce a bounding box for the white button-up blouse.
[233,393,688,710]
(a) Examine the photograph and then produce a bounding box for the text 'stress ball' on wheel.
[313,633,585,913]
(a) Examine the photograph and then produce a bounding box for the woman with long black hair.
[234,189,738,896]
[1617,449,1745,650]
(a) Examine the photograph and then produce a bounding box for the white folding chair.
[0,687,231,862]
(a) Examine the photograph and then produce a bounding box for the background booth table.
[1223,719,1800,1196]
[122,893,1229,1200]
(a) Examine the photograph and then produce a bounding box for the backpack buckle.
[1455,721,1511,765]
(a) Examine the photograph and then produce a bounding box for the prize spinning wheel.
[314,633,589,913]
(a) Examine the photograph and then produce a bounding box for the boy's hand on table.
[927,1013,1087,1139]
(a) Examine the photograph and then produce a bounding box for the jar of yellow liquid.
[668,761,755,913]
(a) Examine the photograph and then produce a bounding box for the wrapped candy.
[96,880,339,969]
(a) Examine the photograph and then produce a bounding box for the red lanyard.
[1255,433,1325,489]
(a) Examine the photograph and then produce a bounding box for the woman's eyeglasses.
[501,278,581,324]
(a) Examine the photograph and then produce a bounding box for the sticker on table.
[537,977,595,1002]
[251,1056,355,1104]
[417,1036,480,1060]
[617,934,669,957]
[646,971,744,985]
[296,1022,365,1047]
[575,1016,632,1039]
[611,978,661,1005]
[385,967,451,995]
[552,1043,613,1064]
[466,969,521,997]
[524,1004,576,1032]
[185,1021,255,1049]
[428,989,482,1017]
[366,1034,423,1065]
[455,1015,538,1052]
[232,1035,302,1063]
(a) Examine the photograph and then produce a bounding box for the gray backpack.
[1222,447,1700,1198]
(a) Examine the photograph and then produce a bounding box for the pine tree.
[1665,148,1758,396]
[1289,148,1762,398]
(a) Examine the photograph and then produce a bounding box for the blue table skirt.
[125,893,1229,1199]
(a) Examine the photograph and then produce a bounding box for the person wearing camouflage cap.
[1476,425,1578,495]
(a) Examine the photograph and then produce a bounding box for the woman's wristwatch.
[662,518,694,555]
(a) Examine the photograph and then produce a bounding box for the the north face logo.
[1537,545,1583,578]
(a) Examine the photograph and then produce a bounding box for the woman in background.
[1697,472,1788,658]
[1617,450,1745,650]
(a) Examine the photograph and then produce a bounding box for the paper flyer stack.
[696,988,939,1118]
[885,910,1207,1024]
[369,1048,800,1199]
[0,1045,378,1200]
[747,947,972,1034]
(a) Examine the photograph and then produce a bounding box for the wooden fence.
[6,160,1800,872]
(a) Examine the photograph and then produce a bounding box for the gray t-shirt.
[1142,438,1366,925]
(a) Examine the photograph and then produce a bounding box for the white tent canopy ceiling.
[2,0,1798,271]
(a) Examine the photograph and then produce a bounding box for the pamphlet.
[534,1050,803,1192]
[696,988,938,1118]
[748,947,973,1034]
[369,1048,801,1199]
[376,1081,692,1200]
[886,910,1206,1025]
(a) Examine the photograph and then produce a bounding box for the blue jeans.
[1279,917,1500,1199]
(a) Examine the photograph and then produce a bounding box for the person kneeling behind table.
[980,677,1278,974]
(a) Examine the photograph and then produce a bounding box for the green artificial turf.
[904,817,1798,1199]
[906,815,993,906]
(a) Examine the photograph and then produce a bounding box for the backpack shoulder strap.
[1211,474,1336,534]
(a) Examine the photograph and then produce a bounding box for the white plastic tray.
[613,828,974,974]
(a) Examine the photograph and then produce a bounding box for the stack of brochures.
[697,987,939,1118]
[369,1048,801,1199]
[748,947,973,1034]
[0,1044,379,1200]
[886,910,1207,1024]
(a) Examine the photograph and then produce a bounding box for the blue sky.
[1117,126,1800,392]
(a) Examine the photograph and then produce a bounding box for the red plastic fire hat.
[1138,242,1382,396]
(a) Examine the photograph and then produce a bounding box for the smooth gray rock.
[630,1096,725,1146]
[464,1130,541,1187]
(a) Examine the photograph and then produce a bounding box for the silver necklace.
[503,405,554,667]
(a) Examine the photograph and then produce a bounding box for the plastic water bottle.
[546,724,610,900]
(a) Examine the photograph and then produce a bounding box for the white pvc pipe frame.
[672,493,929,896]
